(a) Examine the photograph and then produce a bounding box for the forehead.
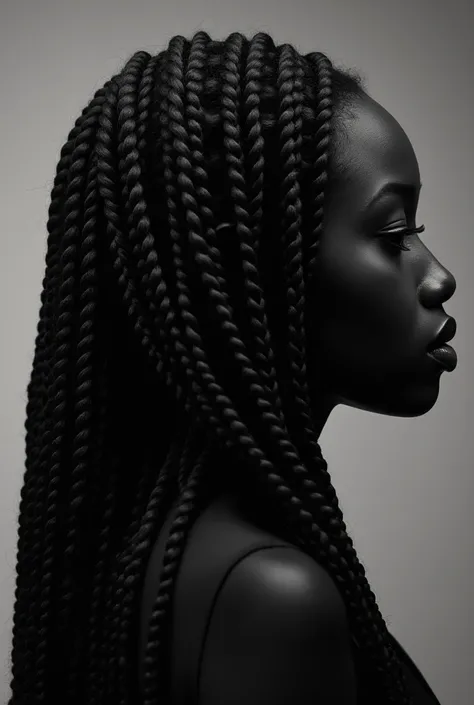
[331,94,421,208]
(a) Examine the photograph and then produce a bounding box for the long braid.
[9,30,413,705]
[56,151,102,699]
[241,32,283,416]
[85,357,117,705]
[10,85,111,696]
[33,97,106,700]
[141,423,214,705]
[113,427,186,705]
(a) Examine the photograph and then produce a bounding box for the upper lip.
[427,316,457,351]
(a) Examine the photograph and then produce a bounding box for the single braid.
[241,32,283,414]
[85,361,116,705]
[141,423,214,705]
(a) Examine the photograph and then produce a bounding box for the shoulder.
[198,544,357,705]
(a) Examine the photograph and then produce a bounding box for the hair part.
[9,30,411,705]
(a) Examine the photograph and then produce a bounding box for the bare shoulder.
[198,545,357,705]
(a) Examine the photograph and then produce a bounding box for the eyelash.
[380,223,426,251]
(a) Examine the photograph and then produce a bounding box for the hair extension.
[8,30,413,705]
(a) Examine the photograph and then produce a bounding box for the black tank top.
[139,490,441,704]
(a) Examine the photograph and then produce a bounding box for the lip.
[427,317,457,352]
[426,344,458,372]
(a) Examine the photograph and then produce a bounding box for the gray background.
[1,1,472,702]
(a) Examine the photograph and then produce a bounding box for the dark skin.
[139,92,450,704]
[307,92,457,439]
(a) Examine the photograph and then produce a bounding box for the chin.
[377,381,442,418]
[341,375,442,418]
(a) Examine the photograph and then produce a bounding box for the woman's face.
[307,92,457,419]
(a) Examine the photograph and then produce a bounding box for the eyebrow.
[365,181,423,211]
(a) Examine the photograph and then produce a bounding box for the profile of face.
[306,92,457,420]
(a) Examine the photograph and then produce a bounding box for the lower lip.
[426,344,458,372]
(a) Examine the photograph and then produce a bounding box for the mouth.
[427,317,457,353]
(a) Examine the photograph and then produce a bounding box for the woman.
[9,30,456,705]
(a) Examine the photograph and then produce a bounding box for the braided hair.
[8,30,413,705]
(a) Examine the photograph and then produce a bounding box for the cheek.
[307,246,417,366]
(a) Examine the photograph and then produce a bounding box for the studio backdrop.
[1,1,472,704]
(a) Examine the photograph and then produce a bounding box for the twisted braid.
[85,365,116,705]
[9,30,412,705]
[241,33,284,414]
[141,425,213,705]
[55,152,101,699]
[32,98,107,700]
[10,84,112,696]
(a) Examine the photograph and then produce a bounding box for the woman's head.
[306,90,456,424]
[10,29,451,705]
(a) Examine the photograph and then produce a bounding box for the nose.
[419,261,457,309]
